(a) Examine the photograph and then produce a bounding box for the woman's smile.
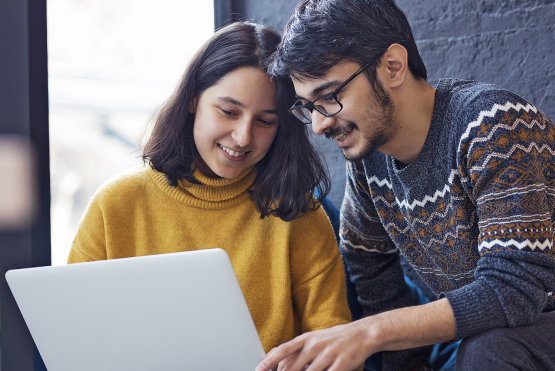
[218,143,249,160]
[191,66,279,179]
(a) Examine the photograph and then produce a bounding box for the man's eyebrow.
[296,80,342,101]
[218,96,278,115]
[312,81,341,97]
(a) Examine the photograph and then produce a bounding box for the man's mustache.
[324,121,357,139]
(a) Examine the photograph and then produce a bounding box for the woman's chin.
[211,166,246,179]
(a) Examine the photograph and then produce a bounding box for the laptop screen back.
[6,249,265,371]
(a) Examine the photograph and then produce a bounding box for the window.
[48,0,214,265]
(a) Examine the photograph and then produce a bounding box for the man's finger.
[277,351,301,371]
[281,349,318,371]
[256,339,306,371]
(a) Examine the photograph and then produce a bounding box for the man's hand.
[274,352,308,371]
[256,298,456,371]
[256,322,370,371]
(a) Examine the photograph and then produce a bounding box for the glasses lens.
[314,95,342,116]
[291,107,312,124]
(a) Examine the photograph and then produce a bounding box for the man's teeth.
[334,130,351,141]
[219,144,247,157]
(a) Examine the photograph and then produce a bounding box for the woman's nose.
[231,119,253,147]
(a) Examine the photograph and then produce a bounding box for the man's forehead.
[291,75,326,99]
[291,61,357,99]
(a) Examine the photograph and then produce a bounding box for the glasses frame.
[289,55,380,124]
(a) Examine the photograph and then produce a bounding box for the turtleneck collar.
[148,166,257,209]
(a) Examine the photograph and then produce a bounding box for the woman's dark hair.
[269,0,427,82]
[142,21,330,222]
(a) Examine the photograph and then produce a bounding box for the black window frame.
[0,0,50,370]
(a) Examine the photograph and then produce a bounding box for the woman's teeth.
[219,144,247,157]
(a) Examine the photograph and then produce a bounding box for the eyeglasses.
[288,56,380,124]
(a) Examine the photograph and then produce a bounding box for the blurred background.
[48,0,214,265]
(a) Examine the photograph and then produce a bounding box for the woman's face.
[191,66,279,179]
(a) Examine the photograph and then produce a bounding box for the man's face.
[292,61,396,161]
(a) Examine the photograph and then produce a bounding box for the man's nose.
[311,111,336,136]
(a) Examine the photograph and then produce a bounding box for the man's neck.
[380,77,436,165]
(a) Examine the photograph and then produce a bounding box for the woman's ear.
[384,43,408,89]
[189,97,198,114]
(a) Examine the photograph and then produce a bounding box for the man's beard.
[326,76,396,161]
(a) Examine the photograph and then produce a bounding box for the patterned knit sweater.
[68,165,352,353]
[341,79,555,369]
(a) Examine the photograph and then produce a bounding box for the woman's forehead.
[201,67,277,111]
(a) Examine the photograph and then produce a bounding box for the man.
[256,0,555,370]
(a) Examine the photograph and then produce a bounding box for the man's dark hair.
[270,0,427,82]
[142,21,330,222]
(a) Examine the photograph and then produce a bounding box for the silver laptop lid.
[6,248,265,371]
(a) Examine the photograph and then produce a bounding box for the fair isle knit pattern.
[340,79,555,349]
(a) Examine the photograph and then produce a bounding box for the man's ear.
[384,43,408,89]
[189,97,198,113]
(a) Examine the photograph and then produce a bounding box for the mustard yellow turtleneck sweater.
[68,165,351,352]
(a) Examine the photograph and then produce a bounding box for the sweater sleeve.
[67,188,109,263]
[288,206,352,334]
[443,95,555,340]
[340,160,432,371]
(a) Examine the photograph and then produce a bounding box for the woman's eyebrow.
[218,96,246,108]
[218,96,277,115]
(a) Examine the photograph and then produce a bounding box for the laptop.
[6,248,265,371]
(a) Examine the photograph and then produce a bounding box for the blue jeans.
[363,277,555,371]
[456,311,555,370]
[362,277,459,371]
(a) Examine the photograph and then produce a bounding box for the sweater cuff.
[441,281,506,341]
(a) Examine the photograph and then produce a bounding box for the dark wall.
[225,0,555,209]
[408,0,555,117]
[0,0,50,369]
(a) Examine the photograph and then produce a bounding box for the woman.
[68,21,351,353]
